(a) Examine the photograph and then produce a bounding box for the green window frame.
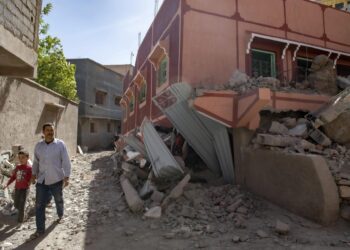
[139,82,147,103]
[157,56,168,87]
[252,49,276,78]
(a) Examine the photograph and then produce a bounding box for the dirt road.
[1,151,350,250]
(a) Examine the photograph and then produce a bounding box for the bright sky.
[43,0,164,65]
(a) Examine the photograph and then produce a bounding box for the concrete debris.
[269,121,289,135]
[308,55,338,95]
[144,206,162,219]
[141,117,184,179]
[340,206,350,221]
[288,123,308,138]
[228,70,249,88]
[120,174,144,213]
[336,76,350,90]
[275,220,290,235]
[339,186,350,200]
[256,230,269,238]
[162,174,191,208]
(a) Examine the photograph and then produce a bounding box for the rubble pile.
[197,55,350,97]
[251,87,350,220]
[113,124,255,232]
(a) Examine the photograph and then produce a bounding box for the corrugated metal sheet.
[198,114,235,183]
[153,83,221,175]
[141,118,184,179]
[123,134,149,160]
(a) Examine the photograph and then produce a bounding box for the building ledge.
[0,25,38,78]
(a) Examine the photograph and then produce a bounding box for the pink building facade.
[121,0,350,134]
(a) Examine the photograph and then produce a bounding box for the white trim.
[247,33,350,63]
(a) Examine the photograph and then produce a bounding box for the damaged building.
[118,0,350,226]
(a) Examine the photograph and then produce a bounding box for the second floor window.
[129,95,134,113]
[157,56,168,87]
[95,91,107,105]
[139,82,147,104]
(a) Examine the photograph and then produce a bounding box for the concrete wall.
[0,77,78,157]
[232,128,339,225]
[0,0,41,77]
[78,118,120,151]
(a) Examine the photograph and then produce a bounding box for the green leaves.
[37,3,78,101]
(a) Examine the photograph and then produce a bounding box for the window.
[115,96,121,106]
[252,49,276,78]
[90,123,96,133]
[157,56,168,87]
[129,95,134,113]
[107,123,111,133]
[139,81,147,103]
[95,91,107,105]
[296,57,313,82]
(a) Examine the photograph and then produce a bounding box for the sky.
[42,0,164,65]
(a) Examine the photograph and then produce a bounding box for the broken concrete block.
[120,175,144,213]
[275,220,290,235]
[180,206,196,218]
[323,112,350,145]
[151,190,165,203]
[308,55,338,95]
[288,124,308,138]
[337,76,350,90]
[226,199,243,213]
[162,174,191,208]
[282,117,297,129]
[338,179,350,186]
[339,186,350,200]
[144,206,162,219]
[256,230,269,238]
[256,134,300,147]
[229,70,249,87]
[269,121,289,135]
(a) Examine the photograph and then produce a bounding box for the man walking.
[30,123,71,239]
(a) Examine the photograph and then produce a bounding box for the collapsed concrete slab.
[153,83,221,176]
[238,149,339,225]
[123,134,149,160]
[141,118,184,179]
[120,175,144,213]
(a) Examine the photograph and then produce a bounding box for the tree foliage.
[37,3,77,101]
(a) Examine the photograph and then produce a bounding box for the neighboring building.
[121,0,350,134]
[0,0,42,77]
[0,77,78,156]
[68,59,123,151]
[105,64,134,77]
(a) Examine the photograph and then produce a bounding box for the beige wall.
[0,77,78,157]
[79,118,120,151]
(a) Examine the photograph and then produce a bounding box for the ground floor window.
[295,57,313,82]
[251,49,276,78]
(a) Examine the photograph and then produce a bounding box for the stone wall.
[0,77,78,157]
[0,0,41,50]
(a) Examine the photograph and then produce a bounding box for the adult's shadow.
[14,222,58,250]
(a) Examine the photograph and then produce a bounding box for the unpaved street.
[1,151,350,250]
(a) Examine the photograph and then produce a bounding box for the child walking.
[2,150,32,222]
